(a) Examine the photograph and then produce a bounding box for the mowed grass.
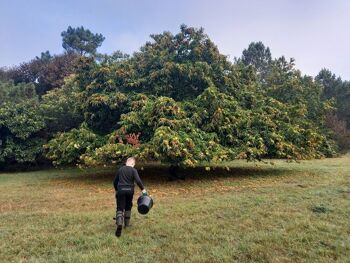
[0,156,349,263]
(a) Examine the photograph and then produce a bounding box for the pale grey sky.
[1,0,349,79]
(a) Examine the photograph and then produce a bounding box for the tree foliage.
[61,26,105,56]
[40,75,84,135]
[0,81,45,165]
[44,123,106,166]
[316,69,350,127]
[3,53,79,95]
[1,25,347,169]
[238,41,272,83]
[128,24,230,100]
[316,69,350,149]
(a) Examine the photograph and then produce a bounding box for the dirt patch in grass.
[49,165,304,201]
[1,163,301,214]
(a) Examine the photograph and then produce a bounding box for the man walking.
[113,157,147,237]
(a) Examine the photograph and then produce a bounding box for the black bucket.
[137,195,153,215]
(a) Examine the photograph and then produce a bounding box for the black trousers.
[116,189,134,212]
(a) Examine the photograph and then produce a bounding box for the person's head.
[126,157,136,167]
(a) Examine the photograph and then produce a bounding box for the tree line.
[0,25,349,169]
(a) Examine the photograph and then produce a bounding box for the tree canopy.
[61,26,105,55]
[0,81,45,167]
[1,25,348,170]
[237,41,272,83]
[2,53,79,95]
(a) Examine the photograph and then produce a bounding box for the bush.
[44,124,106,166]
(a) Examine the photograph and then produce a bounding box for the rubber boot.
[115,211,123,237]
[124,210,131,227]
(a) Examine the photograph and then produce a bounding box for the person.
[113,157,147,237]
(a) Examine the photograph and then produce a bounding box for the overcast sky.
[1,0,349,79]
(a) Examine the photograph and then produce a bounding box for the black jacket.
[113,166,145,192]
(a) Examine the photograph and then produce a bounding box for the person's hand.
[141,189,148,196]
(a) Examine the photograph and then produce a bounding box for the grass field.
[1,156,349,263]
